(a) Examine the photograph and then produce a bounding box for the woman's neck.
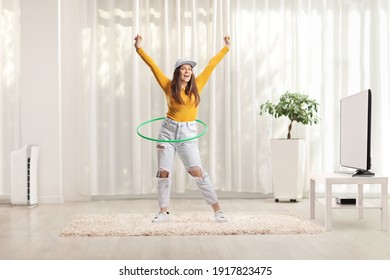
[180,81,188,90]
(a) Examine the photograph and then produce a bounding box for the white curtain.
[0,0,20,197]
[80,0,390,196]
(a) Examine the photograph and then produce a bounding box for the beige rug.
[60,212,323,237]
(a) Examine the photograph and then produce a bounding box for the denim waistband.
[164,117,196,127]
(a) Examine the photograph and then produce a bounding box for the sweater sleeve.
[136,48,171,92]
[195,46,229,93]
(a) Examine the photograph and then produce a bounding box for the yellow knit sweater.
[136,46,229,122]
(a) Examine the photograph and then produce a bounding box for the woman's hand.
[134,34,143,50]
[224,35,230,47]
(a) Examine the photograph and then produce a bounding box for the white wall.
[20,0,62,203]
[60,0,89,201]
[20,0,88,203]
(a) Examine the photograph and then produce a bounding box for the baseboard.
[38,195,64,204]
[91,191,274,201]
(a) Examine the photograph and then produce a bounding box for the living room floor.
[0,198,389,260]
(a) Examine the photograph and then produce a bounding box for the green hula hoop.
[136,117,208,143]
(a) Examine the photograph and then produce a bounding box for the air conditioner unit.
[10,145,40,206]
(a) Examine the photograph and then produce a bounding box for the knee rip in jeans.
[188,166,204,179]
[157,144,166,150]
[156,168,169,178]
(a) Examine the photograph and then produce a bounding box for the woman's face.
[179,64,193,84]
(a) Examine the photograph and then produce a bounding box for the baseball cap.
[174,58,196,70]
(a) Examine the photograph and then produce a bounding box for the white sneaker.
[214,211,227,223]
[152,211,170,223]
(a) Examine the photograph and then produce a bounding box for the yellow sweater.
[136,46,229,122]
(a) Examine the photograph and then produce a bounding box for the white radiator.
[10,145,40,206]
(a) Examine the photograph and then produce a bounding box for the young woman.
[134,34,230,223]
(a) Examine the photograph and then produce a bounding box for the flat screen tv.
[339,89,374,177]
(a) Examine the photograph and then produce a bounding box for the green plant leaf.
[259,91,320,139]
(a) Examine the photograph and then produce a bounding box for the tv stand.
[353,169,375,177]
[310,172,388,231]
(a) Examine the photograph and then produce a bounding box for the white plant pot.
[270,139,305,202]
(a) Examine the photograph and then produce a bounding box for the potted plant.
[259,91,320,202]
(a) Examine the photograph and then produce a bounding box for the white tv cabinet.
[309,172,388,231]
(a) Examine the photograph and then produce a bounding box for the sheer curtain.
[0,0,20,197]
[81,0,390,196]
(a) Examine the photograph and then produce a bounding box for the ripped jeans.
[156,117,218,208]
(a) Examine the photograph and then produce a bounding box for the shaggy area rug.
[60,212,323,237]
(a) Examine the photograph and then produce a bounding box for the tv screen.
[339,89,374,176]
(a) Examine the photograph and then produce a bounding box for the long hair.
[170,67,200,106]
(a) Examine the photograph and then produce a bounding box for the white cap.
[174,58,196,70]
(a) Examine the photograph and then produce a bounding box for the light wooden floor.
[0,197,389,260]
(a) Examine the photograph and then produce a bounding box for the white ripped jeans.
[156,117,218,208]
